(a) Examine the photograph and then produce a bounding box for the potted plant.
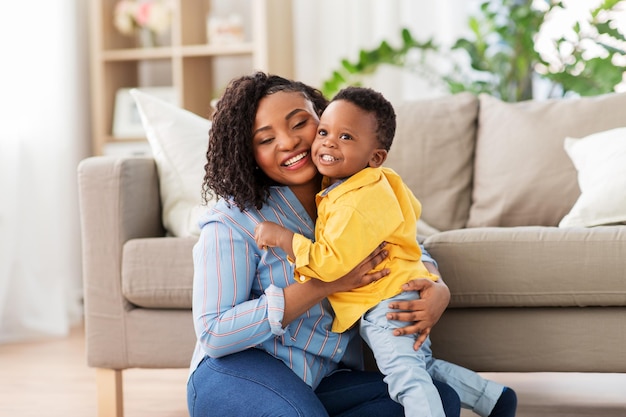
[321,0,626,101]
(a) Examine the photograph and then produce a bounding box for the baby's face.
[312,100,385,182]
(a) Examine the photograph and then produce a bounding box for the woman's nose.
[276,133,299,150]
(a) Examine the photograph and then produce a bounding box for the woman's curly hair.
[202,72,328,211]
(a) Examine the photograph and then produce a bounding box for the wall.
[292,0,474,103]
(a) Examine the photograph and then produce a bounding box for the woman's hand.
[326,242,390,294]
[386,275,450,351]
[283,243,390,325]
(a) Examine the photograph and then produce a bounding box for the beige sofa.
[78,91,626,417]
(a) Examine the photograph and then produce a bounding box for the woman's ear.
[369,149,388,168]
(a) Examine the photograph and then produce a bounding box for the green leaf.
[319,2,626,102]
[341,59,358,74]
[596,22,626,42]
[401,28,414,45]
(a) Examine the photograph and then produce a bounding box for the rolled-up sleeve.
[266,284,286,336]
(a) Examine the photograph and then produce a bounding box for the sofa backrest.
[388,91,626,231]
[385,93,478,232]
[468,92,626,227]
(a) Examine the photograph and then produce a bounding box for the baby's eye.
[339,133,352,140]
[317,128,328,137]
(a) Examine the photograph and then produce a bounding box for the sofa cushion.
[122,237,196,308]
[424,226,626,308]
[559,127,626,228]
[386,92,478,231]
[468,92,626,227]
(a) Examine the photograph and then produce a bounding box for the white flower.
[113,0,172,37]
[144,3,171,34]
[114,1,138,35]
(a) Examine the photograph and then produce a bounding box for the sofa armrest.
[77,156,165,368]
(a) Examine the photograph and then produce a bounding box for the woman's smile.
[282,151,310,168]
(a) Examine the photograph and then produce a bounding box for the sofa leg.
[96,368,124,417]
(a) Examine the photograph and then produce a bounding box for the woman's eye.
[259,137,274,144]
[293,119,306,129]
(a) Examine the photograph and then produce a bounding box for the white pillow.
[559,127,626,228]
[130,88,214,237]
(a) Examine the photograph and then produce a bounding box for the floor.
[1,324,625,417]
[0,325,188,417]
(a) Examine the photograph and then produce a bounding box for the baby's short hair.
[332,86,396,151]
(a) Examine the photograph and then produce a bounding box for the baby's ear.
[369,149,388,168]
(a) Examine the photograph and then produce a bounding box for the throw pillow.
[467,92,626,227]
[130,88,213,237]
[559,127,626,228]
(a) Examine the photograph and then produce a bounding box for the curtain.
[292,0,474,102]
[0,1,90,343]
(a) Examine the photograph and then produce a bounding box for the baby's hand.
[254,221,272,250]
[254,221,294,256]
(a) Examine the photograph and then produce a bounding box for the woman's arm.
[193,219,391,357]
[193,221,275,357]
[292,199,403,283]
[282,243,390,325]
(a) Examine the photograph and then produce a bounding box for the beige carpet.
[1,324,624,416]
[461,372,626,416]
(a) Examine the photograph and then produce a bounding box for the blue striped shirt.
[189,185,438,388]
[189,186,354,388]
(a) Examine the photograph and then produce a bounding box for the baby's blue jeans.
[361,290,505,417]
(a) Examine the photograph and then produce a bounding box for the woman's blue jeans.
[187,348,461,417]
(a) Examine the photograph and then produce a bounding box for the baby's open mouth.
[320,154,338,162]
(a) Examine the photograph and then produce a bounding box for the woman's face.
[252,91,321,187]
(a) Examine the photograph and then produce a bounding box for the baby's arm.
[254,221,295,258]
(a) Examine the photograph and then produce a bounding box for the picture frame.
[112,86,179,139]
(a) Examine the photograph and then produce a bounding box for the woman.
[188,72,458,417]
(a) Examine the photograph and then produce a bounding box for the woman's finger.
[400,277,433,293]
[365,268,390,284]
[365,242,387,268]
[387,309,426,323]
[392,320,426,337]
[413,328,430,351]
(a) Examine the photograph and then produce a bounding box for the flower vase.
[137,27,158,48]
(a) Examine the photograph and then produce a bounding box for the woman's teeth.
[283,152,307,166]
